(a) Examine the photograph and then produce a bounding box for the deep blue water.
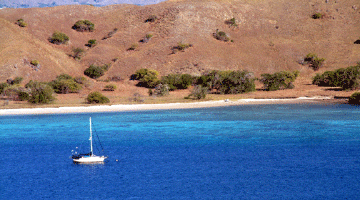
[1,103,360,199]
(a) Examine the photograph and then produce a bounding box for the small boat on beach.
[71,117,107,163]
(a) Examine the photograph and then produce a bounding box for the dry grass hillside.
[0,0,359,106]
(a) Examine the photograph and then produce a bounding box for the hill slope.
[0,0,359,84]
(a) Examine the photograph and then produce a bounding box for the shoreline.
[0,96,346,116]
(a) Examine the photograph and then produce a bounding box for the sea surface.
[1,103,360,199]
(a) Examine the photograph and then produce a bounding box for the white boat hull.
[73,155,107,163]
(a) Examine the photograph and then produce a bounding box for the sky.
[0,0,167,8]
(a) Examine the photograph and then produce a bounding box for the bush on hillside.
[349,92,360,104]
[87,39,97,47]
[225,17,238,27]
[49,74,82,94]
[140,34,153,43]
[260,71,299,91]
[132,68,160,88]
[312,13,323,19]
[145,15,157,23]
[27,81,55,104]
[0,82,10,94]
[304,53,325,71]
[49,31,69,45]
[86,91,110,104]
[13,77,23,85]
[30,60,39,66]
[312,63,360,90]
[72,47,85,60]
[161,74,193,90]
[15,19,27,27]
[84,64,110,79]
[102,28,118,40]
[172,42,193,54]
[103,84,117,91]
[72,20,95,32]
[213,29,230,42]
[128,43,138,51]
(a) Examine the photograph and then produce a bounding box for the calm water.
[1,103,360,199]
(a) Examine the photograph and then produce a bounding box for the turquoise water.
[1,103,360,199]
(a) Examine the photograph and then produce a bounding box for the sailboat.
[72,117,107,163]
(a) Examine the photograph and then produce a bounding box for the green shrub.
[349,92,360,104]
[161,74,193,90]
[260,71,299,91]
[102,28,118,40]
[49,74,82,94]
[0,82,10,94]
[15,19,27,27]
[104,84,117,91]
[27,81,55,104]
[86,91,110,104]
[133,69,160,88]
[12,77,23,85]
[304,53,325,71]
[49,31,69,45]
[72,20,95,32]
[154,83,169,96]
[312,13,323,19]
[87,39,97,47]
[84,64,110,79]
[172,42,192,54]
[18,91,30,101]
[225,17,237,27]
[128,43,138,51]
[213,29,230,42]
[30,60,39,66]
[72,47,85,60]
[187,85,208,99]
[141,34,153,43]
[145,15,157,23]
[196,70,256,94]
[312,64,360,90]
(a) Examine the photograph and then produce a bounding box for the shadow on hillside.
[354,40,360,44]
[324,87,344,91]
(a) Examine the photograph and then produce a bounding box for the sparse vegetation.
[187,85,208,100]
[312,13,323,19]
[260,71,299,91]
[213,29,230,42]
[103,84,117,91]
[84,64,110,79]
[49,74,82,94]
[87,39,97,47]
[225,17,238,27]
[304,53,325,71]
[153,83,169,96]
[102,28,118,40]
[15,18,27,27]
[128,43,138,51]
[72,20,95,32]
[172,42,193,54]
[312,63,360,90]
[145,15,157,23]
[72,47,85,60]
[30,60,39,66]
[49,31,69,45]
[141,34,153,43]
[132,68,160,88]
[86,91,110,104]
[0,82,10,94]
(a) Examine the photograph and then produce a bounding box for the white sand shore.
[0,96,335,116]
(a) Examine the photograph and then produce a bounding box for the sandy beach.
[0,96,343,116]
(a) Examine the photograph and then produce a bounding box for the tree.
[15,19,27,27]
[27,81,55,104]
[349,92,360,104]
[260,71,299,91]
[87,39,97,47]
[304,53,325,71]
[72,48,85,60]
[103,84,117,91]
[84,64,110,79]
[133,69,160,88]
[49,74,82,94]
[153,83,169,96]
[86,92,110,104]
[187,85,208,99]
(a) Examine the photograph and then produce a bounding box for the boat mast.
[90,117,93,156]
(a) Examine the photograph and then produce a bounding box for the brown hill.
[0,0,359,105]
